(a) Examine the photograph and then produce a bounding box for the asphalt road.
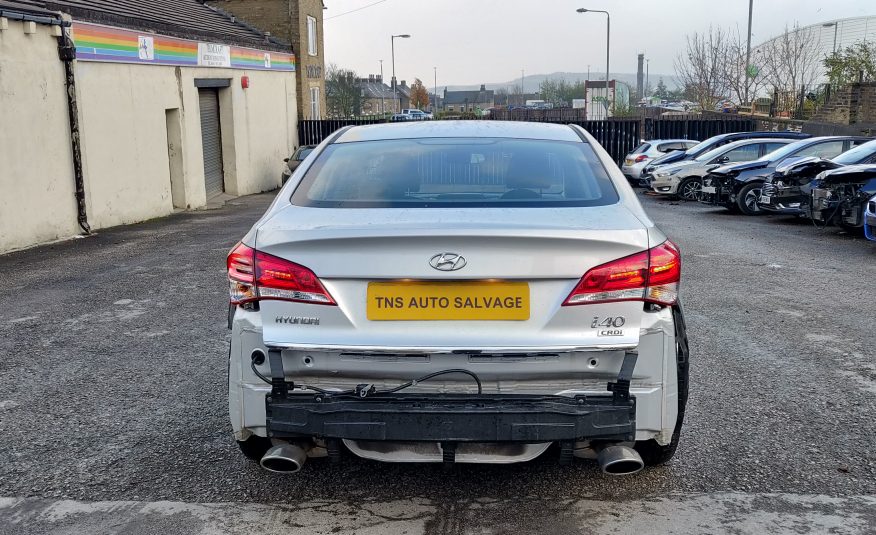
[0,191,874,534]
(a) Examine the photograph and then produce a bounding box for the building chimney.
[480,84,486,91]
[400,80,407,87]
[636,53,644,100]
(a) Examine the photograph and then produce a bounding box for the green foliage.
[538,79,586,107]
[653,78,669,99]
[823,42,876,85]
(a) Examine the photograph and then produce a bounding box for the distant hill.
[442,71,681,93]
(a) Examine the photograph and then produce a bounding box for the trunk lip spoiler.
[263,343,637,354]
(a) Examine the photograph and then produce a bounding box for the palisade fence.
[297,115,757,164]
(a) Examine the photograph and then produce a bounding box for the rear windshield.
[291,138,619,208]
[631,142,651,154]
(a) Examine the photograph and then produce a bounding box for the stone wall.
[810,82,876,125]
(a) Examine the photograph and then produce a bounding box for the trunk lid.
[256,205,651,349]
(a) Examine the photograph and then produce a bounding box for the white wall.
[0,19,80,252]
[0,21,298,253]
[75,63,298,229]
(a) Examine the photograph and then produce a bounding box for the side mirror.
[283,158,290,163]
[716,155,730,164]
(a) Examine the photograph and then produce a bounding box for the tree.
[410,78,429,109]
[674,26,732,111]
[538,78,585,107]
[325,63,361,118]
[654,78,669,99]
[824,42,876,85]
[723,25,766,105]
[760,24,821,94]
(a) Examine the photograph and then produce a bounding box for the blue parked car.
[865,193,876,241]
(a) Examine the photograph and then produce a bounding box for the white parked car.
[621,139,698,183]
[649,138,795,200]
[227,121,689,476]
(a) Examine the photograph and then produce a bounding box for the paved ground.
[0,192,874,534]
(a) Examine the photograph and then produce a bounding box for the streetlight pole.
[379,59,385,117]
[434,66,437,113]
[391,34,410,113]
[744,0,753,105]
[577,8,611,116]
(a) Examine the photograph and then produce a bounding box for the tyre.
[737,182,764,215]
[676,176,702,201]
[237,435,273,462]
[635,305,689,466]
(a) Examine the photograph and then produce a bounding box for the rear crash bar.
[263,348,639,443]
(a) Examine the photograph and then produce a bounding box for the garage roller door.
[199,89,224,198]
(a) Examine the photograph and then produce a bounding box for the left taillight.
[227,242,335,305]
[634,154,649,163]
[563,240,681,306]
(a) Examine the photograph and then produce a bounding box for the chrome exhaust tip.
[596,445,644,476]
[260,444,307,474]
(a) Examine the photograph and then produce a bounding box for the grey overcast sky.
[323,0,874,86]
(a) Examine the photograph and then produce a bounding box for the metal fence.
[644,115,757,141]
[297,115,759,164]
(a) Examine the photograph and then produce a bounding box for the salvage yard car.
[226,121,689,475]
[865,193,876,241]
[639,131,810,186]
[650,138,794,200]
[620,139,698,184]
[699,136,871,215]
[804,164,876,234]
[759,138,876,215]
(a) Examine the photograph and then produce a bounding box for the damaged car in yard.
[699,136,871,215]
[804,164,876,235]
[226,121,689,475]
[639,131,810,187]
[649,138,795,200]
[865,193,876,241]
[759,139,876,216]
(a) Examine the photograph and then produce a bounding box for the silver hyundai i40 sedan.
[227,121,688,476]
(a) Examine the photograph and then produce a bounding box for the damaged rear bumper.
[266,392,636,442]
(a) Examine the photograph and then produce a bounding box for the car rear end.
[227,122,687,474]
[621,142,653,181]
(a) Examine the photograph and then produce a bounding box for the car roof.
[646,139,697,144]
[333,120,583,143]
[718,137,795,148]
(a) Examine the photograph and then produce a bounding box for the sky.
[323,0,874,87]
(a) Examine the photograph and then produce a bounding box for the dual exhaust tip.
[258,442,643,476]
[260,443,308,474]
[596,445,645,476]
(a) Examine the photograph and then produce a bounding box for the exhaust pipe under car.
[260,443,308,473]
[596,445,644,476]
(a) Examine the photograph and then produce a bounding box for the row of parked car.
[622,132,876,241]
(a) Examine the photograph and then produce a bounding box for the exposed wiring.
[325,0,389,20]
[382,369,483,395]
[250,362,483,396]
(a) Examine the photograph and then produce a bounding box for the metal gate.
[198,89,224,198]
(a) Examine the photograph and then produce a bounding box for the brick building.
[208,0,326,118]
[357,74,398,115]
[443,85,495,113]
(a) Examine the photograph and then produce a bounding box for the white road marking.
[0,493,873,534]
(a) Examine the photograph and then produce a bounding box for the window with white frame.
[307,16,317,56]
[310,87,320,118]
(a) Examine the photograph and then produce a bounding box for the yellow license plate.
[367,281,530,321]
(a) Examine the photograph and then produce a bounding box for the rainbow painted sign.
[72,22,295,72]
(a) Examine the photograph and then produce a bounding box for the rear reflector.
[227,242,335,305]
[563,240,681,306]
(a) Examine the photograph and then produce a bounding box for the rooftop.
[8,0,291,51]
[335,120,583,144]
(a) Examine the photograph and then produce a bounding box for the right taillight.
[563,240,681,306]
[227,242,335,305]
